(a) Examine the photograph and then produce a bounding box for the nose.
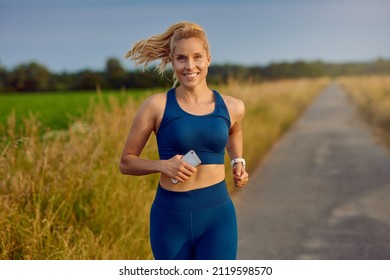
[185,58,195,69]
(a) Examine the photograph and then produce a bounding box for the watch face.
[232,159,245,166]
[231,158,245,167]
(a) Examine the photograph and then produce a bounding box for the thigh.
[194,201,238,260]
[150,204,194,260]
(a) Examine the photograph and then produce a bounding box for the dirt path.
[233,82,390,259]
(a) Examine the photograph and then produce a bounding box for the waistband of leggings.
[153,180,230,212]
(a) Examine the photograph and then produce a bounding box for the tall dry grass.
[338,75,390,146]
[1,95,159,259]
[0,78,330,259]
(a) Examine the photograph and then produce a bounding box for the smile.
[183,73,199,78]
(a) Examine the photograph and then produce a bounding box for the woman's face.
[172,37,211,89]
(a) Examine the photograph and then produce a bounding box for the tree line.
[0,57,389,93]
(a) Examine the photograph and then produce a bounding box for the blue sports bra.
[157,88,231,164]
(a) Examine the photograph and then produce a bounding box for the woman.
[120,21,249,260]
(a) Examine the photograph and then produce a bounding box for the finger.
[236,178,248,186]
[178,166,195,179]
[176,166,195,181]
[238,170,249,179]
[178,173,189,182]
[234,172,249,187]
[182,162,197,173]
[234,181,246,188]
[171,155,183,165]
[234,172,246,181]
[233,165,243,177]
[240,173,249,182]
[174,172,189,182]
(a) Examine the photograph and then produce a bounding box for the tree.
[8,62,50,91]
[9,62,50,91]
[0,65,7,92]
[71,70,102,90]
[105,58,126,88]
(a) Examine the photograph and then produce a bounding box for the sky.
[1,0,389,72]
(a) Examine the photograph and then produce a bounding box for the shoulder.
[133,92,167,125]
[143,92,166,107]
[139,92,167,113]
[221,94,245,121]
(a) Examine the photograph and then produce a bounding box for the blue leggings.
[150,181,237,260]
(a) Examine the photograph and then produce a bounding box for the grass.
[0,78,330,259]
[338,75,390,146]
[0,88,155,138]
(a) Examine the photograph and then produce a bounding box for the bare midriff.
[159,164,225,192]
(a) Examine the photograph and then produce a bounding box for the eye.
[176,55,186,61]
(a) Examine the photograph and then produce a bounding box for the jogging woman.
[120,21,249,259]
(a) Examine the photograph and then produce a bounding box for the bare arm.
[225,96,249,187]
[119,94,163,175]
[119,94,196,181]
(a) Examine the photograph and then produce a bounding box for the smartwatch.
[231,158,246,169]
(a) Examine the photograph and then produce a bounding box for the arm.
[225,96,249,188]
[119,94,196,181]
[119,94,163,175]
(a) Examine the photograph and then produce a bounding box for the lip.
[183,73,199,78]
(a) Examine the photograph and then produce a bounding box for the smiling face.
[171,37,211,89]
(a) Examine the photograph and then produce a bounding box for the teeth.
[184,73,198,78]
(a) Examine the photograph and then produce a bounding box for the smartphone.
[171,150,201,184]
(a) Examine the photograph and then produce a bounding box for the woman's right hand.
[162,155,197,183]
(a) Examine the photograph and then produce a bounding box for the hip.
[152,180,231,213]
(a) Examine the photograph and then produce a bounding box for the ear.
[207,55,211,66]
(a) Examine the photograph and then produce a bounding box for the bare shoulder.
[137,92,167,115]
[142,92,166,109]
[130,92,167,133]
[221,94,245,120]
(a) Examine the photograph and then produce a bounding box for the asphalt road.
[233,82,390,260]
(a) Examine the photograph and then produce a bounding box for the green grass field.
[0,88,155,137]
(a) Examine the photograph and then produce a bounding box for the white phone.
[171,150,201,184]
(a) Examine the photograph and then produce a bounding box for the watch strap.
[231,158,246,168]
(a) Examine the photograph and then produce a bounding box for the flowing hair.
[125,21,210,86]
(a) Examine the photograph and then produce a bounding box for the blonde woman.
[120,21,249,260]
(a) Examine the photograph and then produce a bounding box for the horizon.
[2,57,389,74]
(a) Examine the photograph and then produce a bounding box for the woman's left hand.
[233,163,249,188]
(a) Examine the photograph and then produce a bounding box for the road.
[233,82,390,260]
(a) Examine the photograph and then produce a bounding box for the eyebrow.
[175,52,204,57]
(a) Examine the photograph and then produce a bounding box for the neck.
[176,83,211,102]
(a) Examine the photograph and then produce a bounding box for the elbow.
[119,162,127,175]
[119,155,142,176]
[119,156,132,175]
[119,164,127,175]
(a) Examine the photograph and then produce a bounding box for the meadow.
[338,75,390,146]
[0,88,154,138]
[0,78,330,259]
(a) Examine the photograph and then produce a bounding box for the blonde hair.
[125,21,210,85]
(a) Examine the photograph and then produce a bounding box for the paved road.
[233,82,390,260]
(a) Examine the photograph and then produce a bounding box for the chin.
[178,79,196,87]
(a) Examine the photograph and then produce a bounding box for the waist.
[153,180,230,212]
[160,164,225,191]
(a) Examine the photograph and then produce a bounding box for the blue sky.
[1,0,389,72]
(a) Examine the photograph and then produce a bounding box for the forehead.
[173,37,207,55]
